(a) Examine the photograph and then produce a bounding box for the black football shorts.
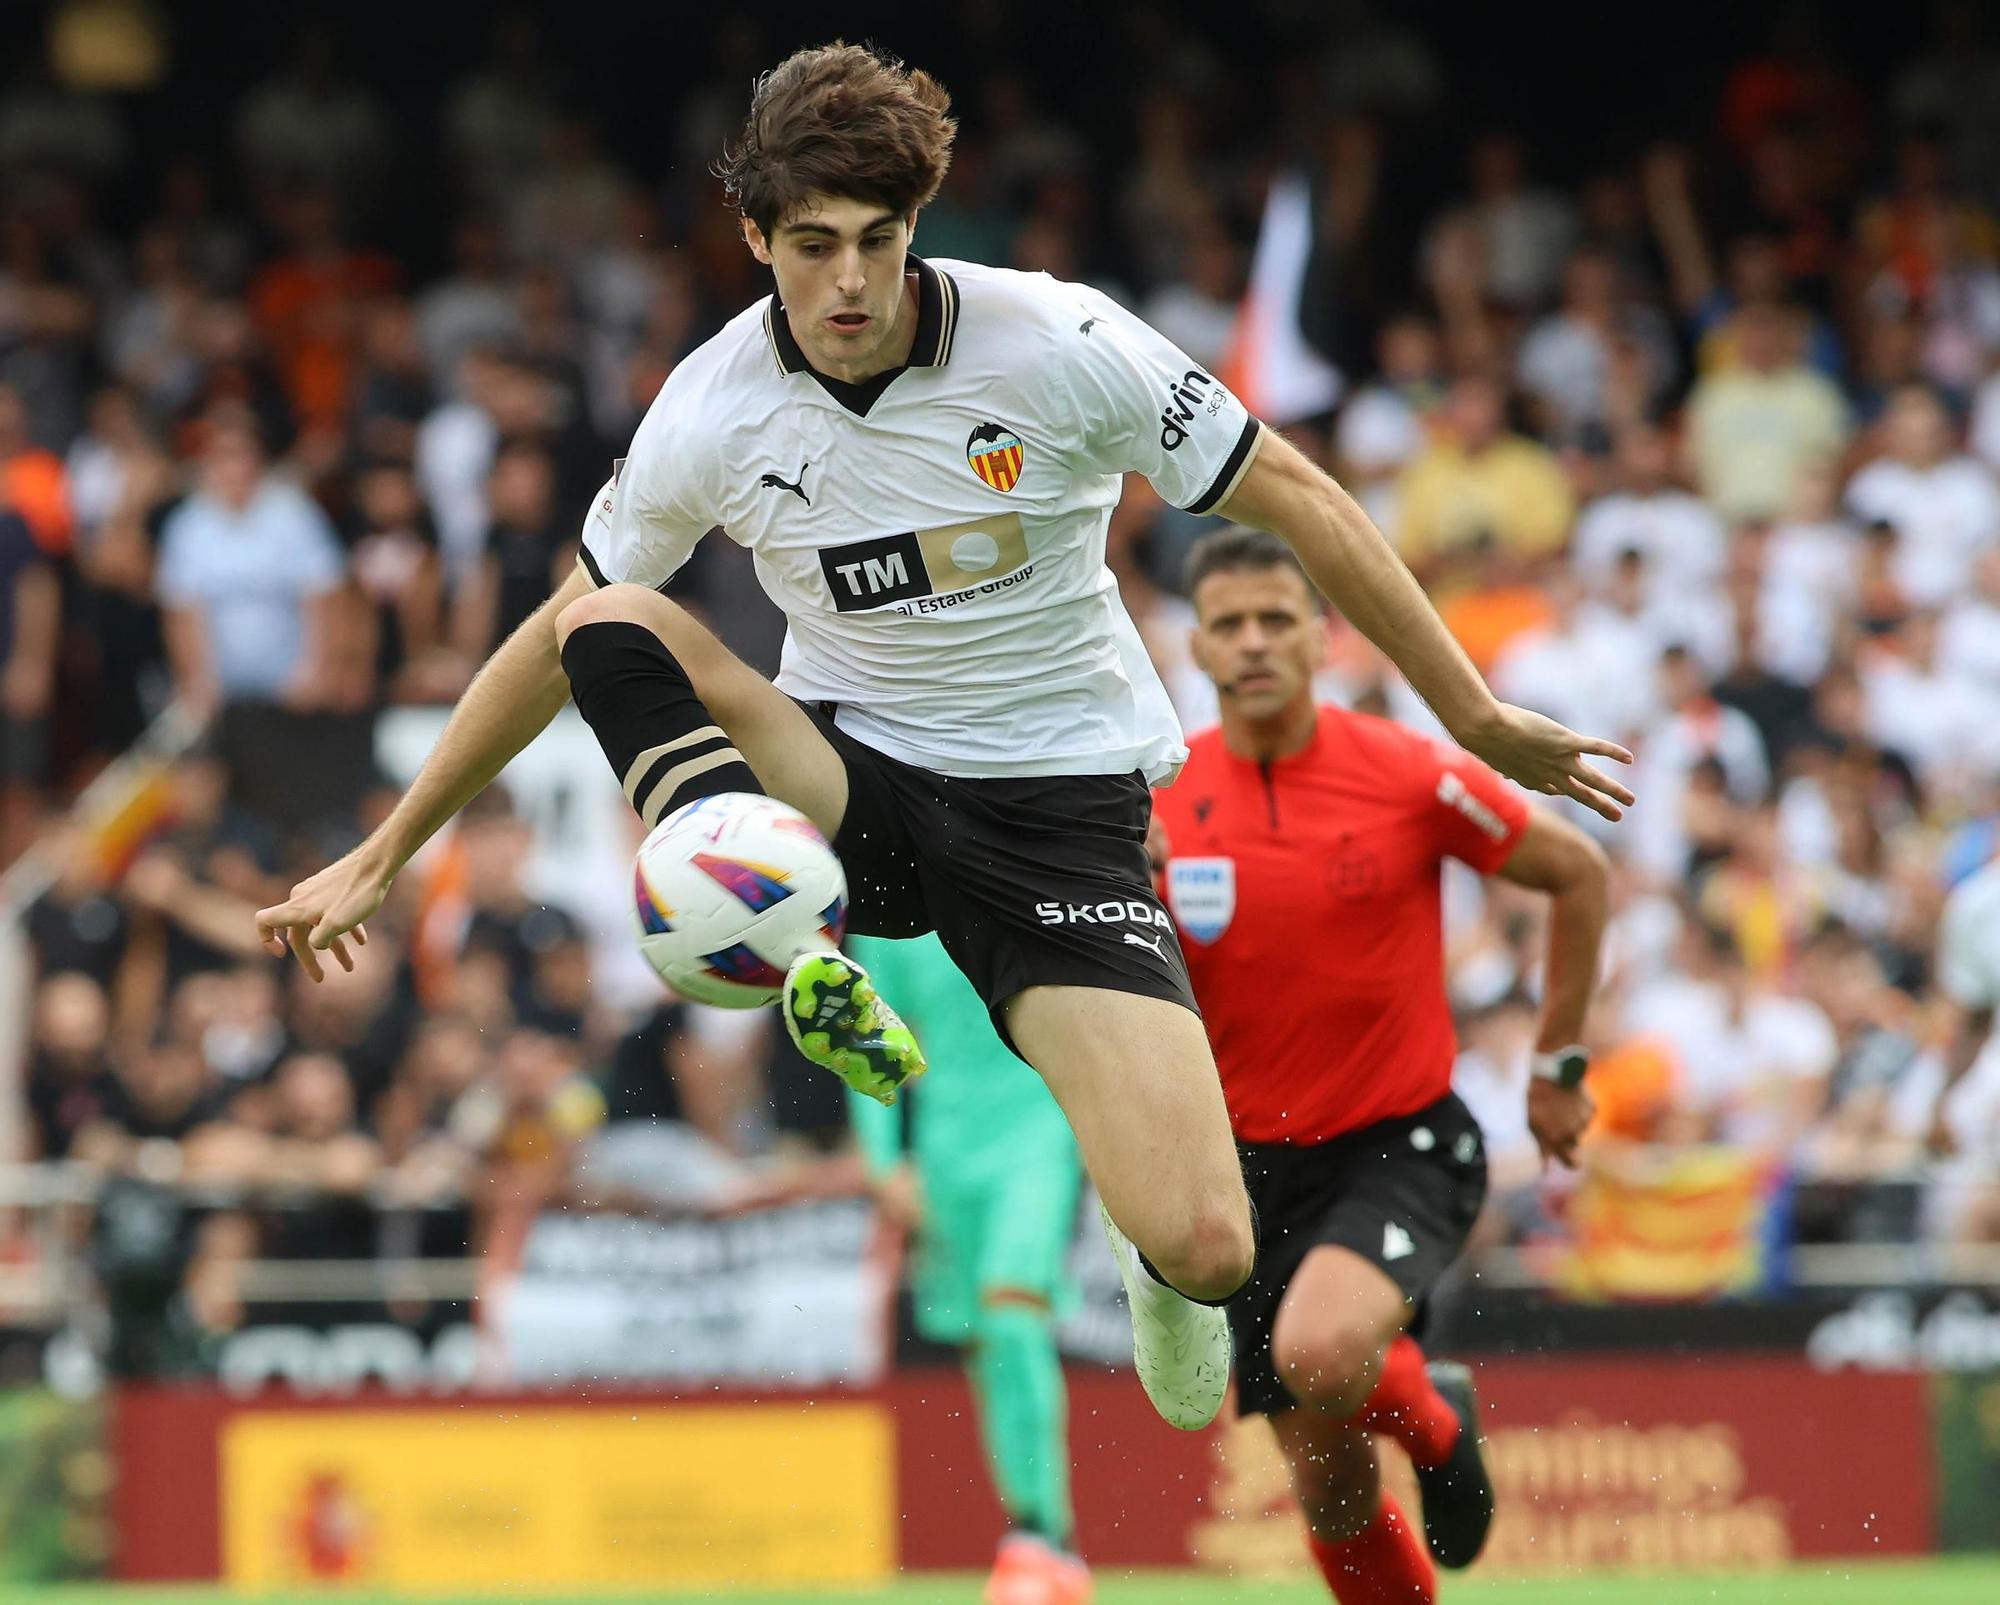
[801,702,1198,1049]
[1229,1090,1489,1417]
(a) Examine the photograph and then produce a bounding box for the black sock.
[560,620,763,826]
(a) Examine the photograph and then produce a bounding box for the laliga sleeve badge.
[1165,857,1235,944]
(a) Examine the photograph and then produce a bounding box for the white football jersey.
[578,257,1262,784]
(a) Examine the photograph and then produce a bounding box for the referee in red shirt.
[1152,529,1609,1605]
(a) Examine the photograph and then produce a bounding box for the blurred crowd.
[6,9,2000,1357]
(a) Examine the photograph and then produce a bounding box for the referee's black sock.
[560,620,763,827]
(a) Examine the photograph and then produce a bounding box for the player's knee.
[1274,1321,1388,1418]
[554,582,663,648]
[1153,1200,1254,1303]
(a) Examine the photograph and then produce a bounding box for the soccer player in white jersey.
[255,44,1634,1435]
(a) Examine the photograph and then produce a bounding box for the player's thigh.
[1269,1244,1410,1411]
[562,582,849,833]
[1271,1408,1382,1543]
[1004,984,1250,1293]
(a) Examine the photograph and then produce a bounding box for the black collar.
[762,254,959,417]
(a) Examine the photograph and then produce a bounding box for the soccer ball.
[630,792,848,1008]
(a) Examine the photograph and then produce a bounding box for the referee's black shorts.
[801,703,1198,1050]
[1229,1091,1488,1418]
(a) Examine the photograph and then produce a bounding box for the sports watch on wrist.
[1530,1045,1591,1089]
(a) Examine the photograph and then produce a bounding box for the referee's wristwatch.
[1530,1045,1591,1090]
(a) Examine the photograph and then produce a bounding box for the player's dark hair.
[718,43,956,237]
[1184,527,1317,608]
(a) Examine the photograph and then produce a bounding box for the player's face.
[1190,566,1326,720]
[744,197,915,380]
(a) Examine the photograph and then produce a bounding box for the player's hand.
[254,844,390,982]
[1527,1078,1594,1169]
[869,1162,924,1232]
[1457,703,1635,823]
[1145,812,1171,873]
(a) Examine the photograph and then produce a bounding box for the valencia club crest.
[966,423,1026,492]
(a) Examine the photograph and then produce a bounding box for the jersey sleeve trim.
[1186,417,1264,515]
[577,542,610,589]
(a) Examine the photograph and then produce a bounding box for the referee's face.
[1190,565,1326,722]
[746,197,916,381]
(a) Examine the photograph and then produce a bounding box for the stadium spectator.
[1570,422,1728,603]
[105,227,206,417]
[255,1050,384,1196]
[1139,219,1242,373]
[1621,917,1838,1155]
[1685,299,1850,520]
[1845,381,2000,607]
[1393,373,1573,572]
[1332,312,1444,533]
[415,216,520,389]
[1515,246,1674,442]
[441,14,561,211]
[155,407,345,717]
[234,26,390,207]
[348,296,433,465]
[0,477,56,855]
[1938,546,2000,687]
[344,457,450,704]
[1629,646,1772,882]
[0,380,73,552]
[1431,131,1576,311]
[245,186,400,448]
[25,971,115,1160]
[504,117,632,273]
[462,439,569,656]
[1857,608,2000,801]
[72,1036,236,1182]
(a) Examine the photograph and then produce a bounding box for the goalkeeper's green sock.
[969,1298,1073,1549]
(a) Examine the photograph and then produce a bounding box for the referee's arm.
[1493,808,1610,1167]
[1492,810,1610,1055]
[1214,427,1635,822]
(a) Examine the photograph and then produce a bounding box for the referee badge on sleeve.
[1166,857,1235,944]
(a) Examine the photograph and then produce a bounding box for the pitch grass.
[29,1557,2000,1605]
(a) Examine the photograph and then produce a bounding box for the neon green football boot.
[783,951,928,1105]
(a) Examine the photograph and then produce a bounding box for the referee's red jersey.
[1154,706,1530,1145]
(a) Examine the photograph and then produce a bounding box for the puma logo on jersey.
[1079,317,1099,336]
[1123,930,1166,958]
[1382,1223,1416,1262]
[759,461,811,505]
[1159,369,1216,451]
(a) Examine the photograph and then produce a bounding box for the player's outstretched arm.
[1216,428,1636,820]
[254,561,593,978]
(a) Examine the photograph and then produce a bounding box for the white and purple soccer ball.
[630,792,848,1008]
